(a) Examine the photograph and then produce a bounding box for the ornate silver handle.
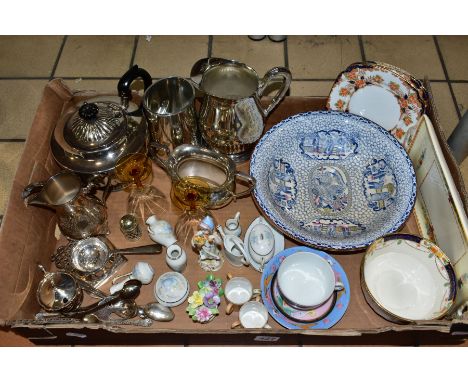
[256,66,292,118]
[148,142,171,173]
[232,172,256,201]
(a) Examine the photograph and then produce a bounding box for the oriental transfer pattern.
[250,111,416,250]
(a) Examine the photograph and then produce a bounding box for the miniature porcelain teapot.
[146,215,177,247]
[248,223,275,266]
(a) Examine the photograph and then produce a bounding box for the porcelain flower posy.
[186,274,224,323]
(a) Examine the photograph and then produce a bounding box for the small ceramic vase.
[223,211,242,237]
[146,215,177,247]
[166,243,187,273]
[110,262,154,294]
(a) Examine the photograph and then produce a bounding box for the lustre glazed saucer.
[261,246,350,330]
[271,273,337,323]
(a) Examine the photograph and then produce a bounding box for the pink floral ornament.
[187,274,224,324]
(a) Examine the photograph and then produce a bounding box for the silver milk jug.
[22,171,108,240]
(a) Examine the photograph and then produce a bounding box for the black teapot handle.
[117,65,152,110]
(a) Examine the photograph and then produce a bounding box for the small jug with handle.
[191,58,292,162]
[22,171,108,240]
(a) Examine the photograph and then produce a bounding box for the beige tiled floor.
[0,35,467,346]
[135,36,209,78]
[437,36,468,81]
[55,36,135,77]
[362,35,445,80]
[288,36,361,79]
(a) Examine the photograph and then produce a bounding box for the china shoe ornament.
[110,262,154,294]
[146,215,177,247]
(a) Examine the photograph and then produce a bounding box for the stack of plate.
[328,61,428,148]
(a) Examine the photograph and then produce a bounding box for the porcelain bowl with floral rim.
[361,234,457,323]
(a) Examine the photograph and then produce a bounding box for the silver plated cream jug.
[193,59,292,162]
[22,171,108,240]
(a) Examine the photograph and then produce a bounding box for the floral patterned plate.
[261,246,350,330]
[327,62,426,146]
[250,111,417,251]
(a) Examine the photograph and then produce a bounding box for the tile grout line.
[129,36,139,68]
[0,138,26,142]
[207,36,213,58]
[0,76,462,83]
[49,36,68,80]
[432,35,462,119]
[358,36,367,62]
[284,38,289,69]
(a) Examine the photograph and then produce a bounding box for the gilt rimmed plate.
[250,111,417,251]
[327,62,426,145]
[261,246,350,330]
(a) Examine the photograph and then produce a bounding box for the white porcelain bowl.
[362,234,456,322]
[277,251,338,308]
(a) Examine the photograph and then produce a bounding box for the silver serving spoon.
[138,302,174,322]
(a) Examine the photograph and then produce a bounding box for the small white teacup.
[225,275,260,315]
[277,251,344,309]
[231,301,271,329]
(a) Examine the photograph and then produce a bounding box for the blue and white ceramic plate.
[261,246,350,330]
[250,111,417,251]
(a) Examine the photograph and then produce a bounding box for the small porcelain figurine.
[191,220,224,272]
[166,243,187,273]
[223,211,242,237]
[146,215,177,247]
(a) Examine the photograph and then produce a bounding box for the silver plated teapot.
[51,65,152,175]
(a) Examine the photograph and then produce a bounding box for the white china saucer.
[243,216,284,272]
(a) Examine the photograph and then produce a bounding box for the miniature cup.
[277,251,344,309]
[231,301,271,329]
[225,275,260,314]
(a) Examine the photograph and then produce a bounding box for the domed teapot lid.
[64,101,127,151]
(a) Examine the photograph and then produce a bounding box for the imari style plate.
[261,246,350,329]
[250,111,417,251]
[327,62,427,146]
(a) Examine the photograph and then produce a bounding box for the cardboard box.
[0,79,467,345]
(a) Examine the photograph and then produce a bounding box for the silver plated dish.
[250,111,417,251]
